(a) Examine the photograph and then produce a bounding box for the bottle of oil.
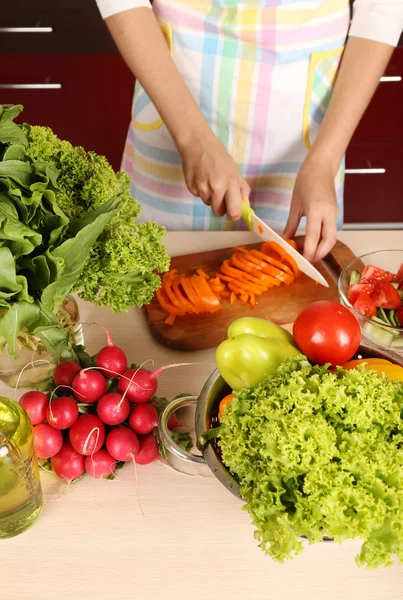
[0,396,43,538]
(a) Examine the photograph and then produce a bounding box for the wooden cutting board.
[144,238,357,351]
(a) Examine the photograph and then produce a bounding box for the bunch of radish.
[20,330,188,482]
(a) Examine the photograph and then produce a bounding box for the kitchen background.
[1,0,402,229]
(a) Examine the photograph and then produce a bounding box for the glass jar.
[0,294,84,389]
[0,397,43,538]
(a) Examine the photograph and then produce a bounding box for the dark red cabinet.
[344,47,403,225]
[0,54,134,171]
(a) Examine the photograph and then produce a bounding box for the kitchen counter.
[2,230,403,600]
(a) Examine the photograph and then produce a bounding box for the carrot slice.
[156,288,186,316]
[165,313,176,326]
[286,239,298,250]
[180,277,207,312]
[261,241,300,277]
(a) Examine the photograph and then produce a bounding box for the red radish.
[106,427,139,461]
[118,363,196,404]
[118,363,194,404]
[72,369,107,403]
[136,433,159,465]
[53,361,82,389]
[33,423,63,459]
[95,330,128,377]
[118,368,157,403]
[167,413,183,430]
[129,403,158,435]
[19,391,49,425]
[51,441,85,481]
[46,397,79,430]
[97,392,130,426]
[85,450,116,479]
[69,414,105,456]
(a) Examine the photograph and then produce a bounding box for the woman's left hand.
[282,155,339,263]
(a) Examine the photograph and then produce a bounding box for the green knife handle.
[241,200,253,231]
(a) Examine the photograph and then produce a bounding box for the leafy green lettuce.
[219,356,403,569]
[0,104,170,357]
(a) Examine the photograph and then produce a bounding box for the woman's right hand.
[179,133,250,221]
[104,8,249,221]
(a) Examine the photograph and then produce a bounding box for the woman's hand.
[179,132,250,221]
[283,155,339,263]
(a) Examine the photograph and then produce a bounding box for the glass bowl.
[338,250,403,357]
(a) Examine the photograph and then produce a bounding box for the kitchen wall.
[1,1,402,227]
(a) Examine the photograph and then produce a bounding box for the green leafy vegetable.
[0,104,170,357]
[219,356,403,569]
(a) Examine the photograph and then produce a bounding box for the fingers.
[224,183,242,221]
[240,180,251,204]
[191,177,246,221]
[302,210,322,262]
[311,211,338,263]
[283,206,300,241]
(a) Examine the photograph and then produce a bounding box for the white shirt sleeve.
[349,0,403,46]
[95,0,151,19]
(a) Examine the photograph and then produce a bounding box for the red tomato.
[393,263,403,287]
[293,301,361,366]
[371,281,402,309]
[360,265,394,284]
[353,292,377,318]
[396,308,403,327]
[347,283,374,305]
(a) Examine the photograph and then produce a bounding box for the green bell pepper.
[216,317,300,390]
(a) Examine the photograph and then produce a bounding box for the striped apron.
[122,0,351,231]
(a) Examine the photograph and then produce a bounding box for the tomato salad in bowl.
[338,250,403,355]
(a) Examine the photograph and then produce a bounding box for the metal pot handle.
[158,396,205,464]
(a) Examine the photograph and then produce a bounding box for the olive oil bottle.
[0,397,42,538]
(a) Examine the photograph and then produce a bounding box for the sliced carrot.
[165,313,176,325]
[190,275,221,312]
[285,239,298,250]
[230,292,236,305]
[180,277,207,312]
[261,241,300,277]
[156,288,186,316]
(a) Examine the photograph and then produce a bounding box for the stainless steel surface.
[158,396,205,464]
[0,83,62,90]
[195,369,242,498]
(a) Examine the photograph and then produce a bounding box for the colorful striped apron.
[122,0,351,231]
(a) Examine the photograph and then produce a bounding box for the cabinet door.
[0,0,116,54]
[350,48,403,145]
[0,54,134,171]
[344,144,403,225]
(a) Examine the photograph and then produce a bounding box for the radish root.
[14,359,52,398]
[82,426,101,456]
[131,454,145,519]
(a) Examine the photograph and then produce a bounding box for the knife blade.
[241,201,329,287]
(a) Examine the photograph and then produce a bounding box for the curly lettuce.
[219,356,403,569]
[0,104,170,355]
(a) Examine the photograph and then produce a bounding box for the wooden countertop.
[2,231,403,600]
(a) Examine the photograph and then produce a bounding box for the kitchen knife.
[241,201,329,287]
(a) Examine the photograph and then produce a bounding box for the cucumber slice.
[391,337,403,348]
[349,270,361,285]
[391,282,400,290]
[372,316,389,325]
[362,321,395,347]
[387,309,398,327]
[377,307,390,324]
